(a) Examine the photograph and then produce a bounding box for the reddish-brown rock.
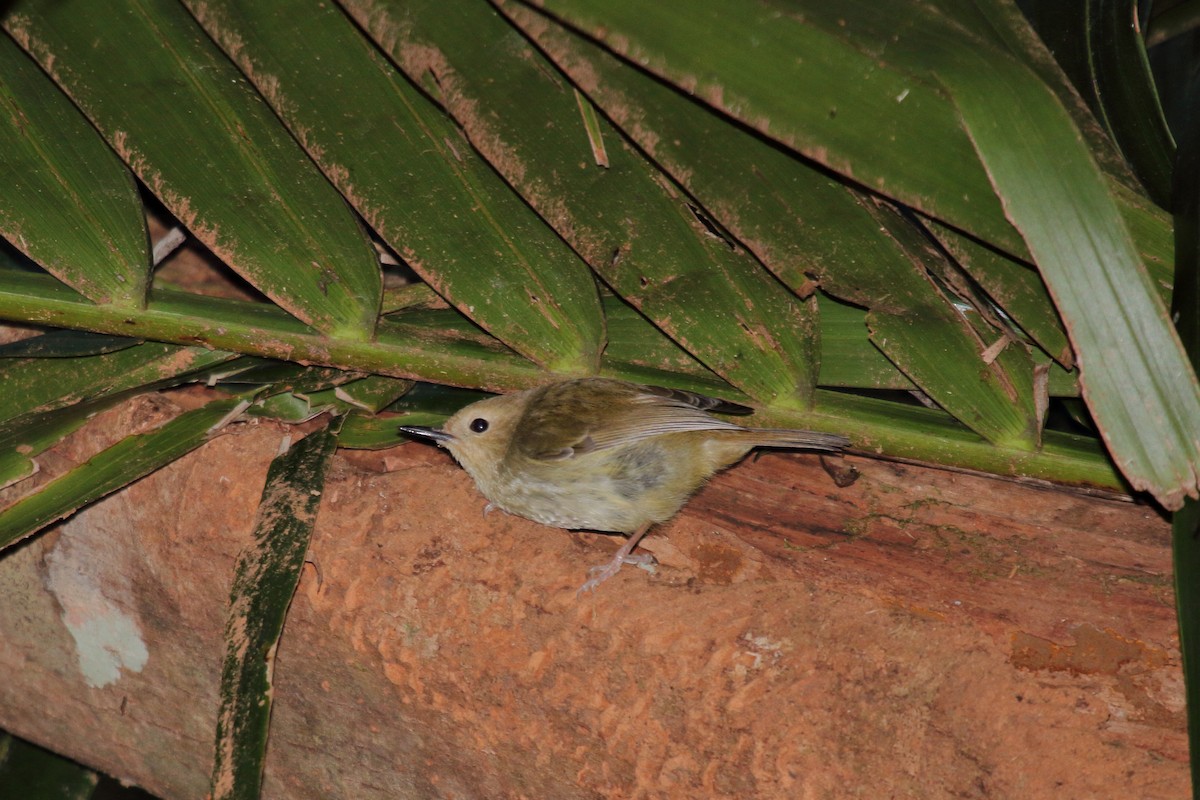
[0,394,1186,798]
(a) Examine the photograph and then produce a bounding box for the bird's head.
[398,391,528,487]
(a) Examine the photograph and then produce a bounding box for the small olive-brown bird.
[400,378,849,591]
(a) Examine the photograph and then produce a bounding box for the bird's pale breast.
[488,433,753,532]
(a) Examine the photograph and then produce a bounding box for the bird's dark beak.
[398,425,454,444]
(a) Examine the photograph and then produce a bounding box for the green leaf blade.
[1089,0,1175,206]
[1022,0,1175,206]
[925,219,1075,368]
[4,0,382,339]
[938,41,1200,507]
[0,397,245,552]
[184,0,604,372]
[0,341,233,426]
[344,0,818,408]
[530,0,1027,257]
[211,415,340,800]
[0,34,148,307]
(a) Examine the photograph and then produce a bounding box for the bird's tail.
[744,429,850,452]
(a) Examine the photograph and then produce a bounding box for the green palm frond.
[0,0,1183,492]
[1,0,1198,794]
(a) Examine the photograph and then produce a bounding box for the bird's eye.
[469,418,489,433]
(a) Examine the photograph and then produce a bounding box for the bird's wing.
[516,379,746,461]
[637,384,754,416]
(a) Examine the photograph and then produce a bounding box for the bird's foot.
[576,553,626,595]
[576,526,654,595]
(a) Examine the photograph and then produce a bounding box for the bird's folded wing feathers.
[525,394,744,460]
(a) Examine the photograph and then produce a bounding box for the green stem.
[0,270,1122,490]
